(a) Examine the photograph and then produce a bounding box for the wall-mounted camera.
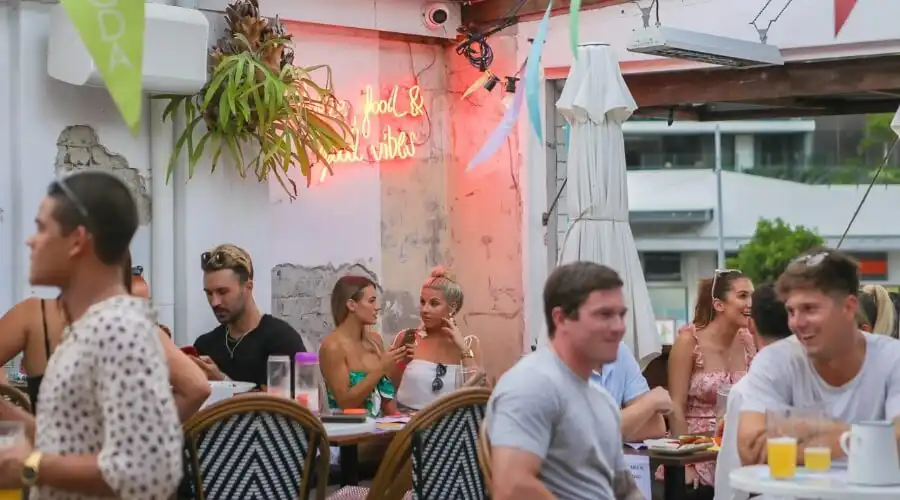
[423,3,450,30]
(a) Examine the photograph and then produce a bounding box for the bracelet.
[461,349,475,359]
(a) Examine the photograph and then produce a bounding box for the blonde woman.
[392,267,487,411]
[861,285,897,337]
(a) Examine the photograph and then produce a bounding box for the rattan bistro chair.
[330,387,492,500]
[477,420,492,489]
[181,393,330,500]
[0,384,31,414]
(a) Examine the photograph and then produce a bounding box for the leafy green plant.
[726,218,824,284]
[153,0,351,198]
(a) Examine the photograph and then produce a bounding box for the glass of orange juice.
[767,436,798,480]
[804,446,832,472]
[0,422,25,500]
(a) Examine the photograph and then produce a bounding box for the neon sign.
[325,84,426,165]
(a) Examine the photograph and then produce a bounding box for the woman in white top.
[391,267,487,411]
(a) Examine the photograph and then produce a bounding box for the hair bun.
[430,266,454,281]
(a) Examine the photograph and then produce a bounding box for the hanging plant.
[153,0,351,198]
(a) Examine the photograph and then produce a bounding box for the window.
[641,252,682,282]
[648,287,689,344]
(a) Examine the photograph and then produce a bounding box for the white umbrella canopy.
[555,43,661,367]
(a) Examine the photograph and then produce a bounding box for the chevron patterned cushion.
[327,486,414,500]
[182,411,317,500]
[410,404,487,500]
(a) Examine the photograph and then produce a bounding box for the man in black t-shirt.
[192,244,306,387]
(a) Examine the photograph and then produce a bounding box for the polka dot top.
[34,295,183,499]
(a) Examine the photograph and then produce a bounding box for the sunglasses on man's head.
[200,251,225,269]
[200,250,252,278]
[56,176,93,231]
[792,252,829,267]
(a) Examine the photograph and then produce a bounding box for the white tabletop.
[731,465,900,499]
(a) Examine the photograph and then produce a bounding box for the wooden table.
[329,429,401,486]
[626,447,718,500]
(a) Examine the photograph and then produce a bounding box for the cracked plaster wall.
[54,125,152,225]
[379,42,451,344]
[445,34,525,379]
[271,262,378,353]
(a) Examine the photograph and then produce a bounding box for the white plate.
[648,442,715,456]
[202,381,256,409]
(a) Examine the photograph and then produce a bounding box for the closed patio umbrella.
[556,43,661,367]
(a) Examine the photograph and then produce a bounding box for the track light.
[483,74,501,92]
[504,76,518,94]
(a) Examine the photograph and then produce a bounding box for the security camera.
[423,3,450,30]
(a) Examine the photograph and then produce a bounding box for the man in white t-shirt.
[715,284,793,500]
[737,248,900,466]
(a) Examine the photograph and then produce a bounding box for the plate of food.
[646,435,716,455]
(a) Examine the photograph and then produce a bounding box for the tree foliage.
[726,218,824,285]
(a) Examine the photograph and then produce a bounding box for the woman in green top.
[319,275,409,418]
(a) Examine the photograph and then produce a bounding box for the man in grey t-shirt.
[487,262,643,500]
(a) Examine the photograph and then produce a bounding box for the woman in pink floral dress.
[660,270,757,494]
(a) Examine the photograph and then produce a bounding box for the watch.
[21,451,42,487]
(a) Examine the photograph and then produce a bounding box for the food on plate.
[678,435,714,445]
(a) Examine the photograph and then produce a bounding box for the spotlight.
[504,76,518,94]
[483,74,501,92]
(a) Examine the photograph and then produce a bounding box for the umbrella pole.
[715,124,726,269]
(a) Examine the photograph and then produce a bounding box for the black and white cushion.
[410,404,488,500]
[181,411,320,499]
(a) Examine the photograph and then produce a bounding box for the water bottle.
[266,355,291,398]
[294,352,321,412]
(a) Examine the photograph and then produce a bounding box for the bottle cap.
[295,352,318,364]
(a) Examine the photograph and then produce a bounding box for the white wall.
[0,0,454,347]
[0,2,152,313]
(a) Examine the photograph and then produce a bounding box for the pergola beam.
[625,56,900,109]
[462,0,629,26]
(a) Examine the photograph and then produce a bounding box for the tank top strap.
[679,323,705,369]
[737,328,757,366]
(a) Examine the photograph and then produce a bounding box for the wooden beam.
[634,98,900,121]
[462,0,628,26]
[626,56,900,109]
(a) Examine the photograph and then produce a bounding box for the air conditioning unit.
[627,25,784,68]
[47,3,209,94]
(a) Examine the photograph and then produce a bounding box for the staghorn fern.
[154,0,351,198]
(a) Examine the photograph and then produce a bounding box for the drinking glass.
[767,436,798,480]
[0,422,25,500]
[266,355,291,398]
[456,366,482,389]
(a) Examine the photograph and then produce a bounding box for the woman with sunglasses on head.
[320,275,403,418]
[0,252,209,421]
[390,267,486,411]
[660,270,757,495]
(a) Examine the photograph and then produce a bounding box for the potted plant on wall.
[155,0,351,198]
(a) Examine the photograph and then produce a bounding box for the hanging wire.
[749,0,795,44]
[837,137,900,248]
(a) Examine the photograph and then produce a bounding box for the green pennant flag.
[570,0,583,59]
[61,0,145,135]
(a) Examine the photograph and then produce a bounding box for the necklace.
[224,326,250,359]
